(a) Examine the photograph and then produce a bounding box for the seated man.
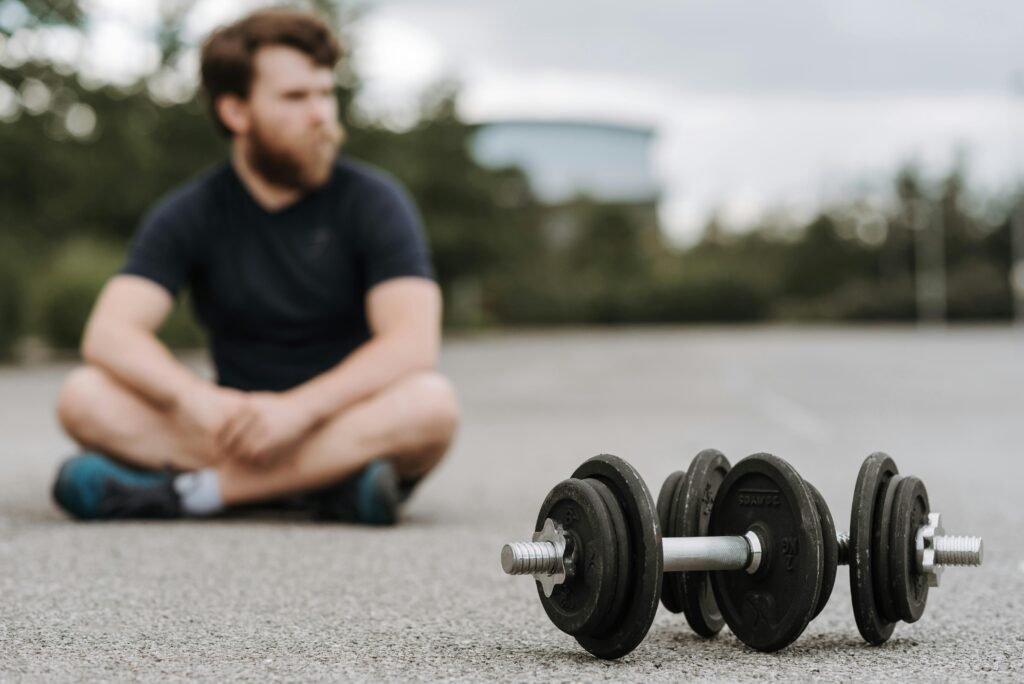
[51,9,459,524]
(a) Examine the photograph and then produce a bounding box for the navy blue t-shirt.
[122,157,434,392]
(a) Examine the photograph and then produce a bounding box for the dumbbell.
[660,450,984,647]
[500,451,984,659]
[499,451,835,657]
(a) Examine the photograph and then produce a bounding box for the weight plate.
[805,481,837,620]
[673,449,730,637]
[889,476,930,623]
[535,478,619,637]
[708,453,823,652]
[587,477,633,637]
[874,474,904,623]
[849,452,899,645]
[572,454,663,660]
[657,470,687,613]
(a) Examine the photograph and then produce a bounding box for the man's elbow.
[79,318,107,366]
[80,317,132,366]
[386,328,440,372]
[410,335,440,372]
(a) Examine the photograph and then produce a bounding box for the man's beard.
[245,118,344,191]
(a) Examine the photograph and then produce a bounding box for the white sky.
[66,1,1024,242]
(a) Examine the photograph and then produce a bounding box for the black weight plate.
[587,477,633,637]
[535,478,618,637]
[849,452,899,645]
[572,454,663,660]
[673,449,730,637]
[890,476,930,623]
[657,470,687,613]
[805,481,837,620]
[708,453,823,652]
[874,474,904,623]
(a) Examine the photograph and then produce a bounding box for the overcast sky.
[70,0,1024,241]
[361,0,1021,95]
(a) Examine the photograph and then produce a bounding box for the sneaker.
[313,460,401,526]
[52,452,182,520]
[398,474,424,503]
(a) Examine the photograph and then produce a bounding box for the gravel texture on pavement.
[1,327,1021,681]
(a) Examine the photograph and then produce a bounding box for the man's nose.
[309,96,335,125]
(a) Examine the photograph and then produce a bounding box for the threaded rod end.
[934,536,983,566]
[837,533,850,565]
[501,541,561,575]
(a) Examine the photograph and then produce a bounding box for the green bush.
[641,273,771,322]
[946,260,1012,320]
[36,240,123,350]
[36,240,205,350]
[485,266,581,325]
[776,278,916,321]
[485,265,771,325]
[0,251,26,359]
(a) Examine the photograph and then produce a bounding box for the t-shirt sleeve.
[120,194,200,298]
[356,175,435,290]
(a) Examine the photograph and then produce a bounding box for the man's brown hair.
[200,8,343,136]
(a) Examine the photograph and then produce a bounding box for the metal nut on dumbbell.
[847,453,984,645]
[500,455,663,660]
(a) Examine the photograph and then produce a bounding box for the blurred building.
[470,119,661,247]
[470,119,659,204]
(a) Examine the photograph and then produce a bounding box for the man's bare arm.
[206,276,442,462]
[81,275,206,409]
[288,276,442,428]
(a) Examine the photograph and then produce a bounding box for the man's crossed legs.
[53,366,459,524]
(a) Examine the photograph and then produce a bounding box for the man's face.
[242,45,342,190]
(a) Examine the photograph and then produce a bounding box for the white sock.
[173,469,224,516]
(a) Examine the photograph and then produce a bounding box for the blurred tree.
[782,214,874,298]
[0,0,1017,354]
[0,0,83,32]
[346,87,544,324]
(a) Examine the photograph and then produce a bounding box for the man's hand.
[217,392,316,467]
[173,381,248,450]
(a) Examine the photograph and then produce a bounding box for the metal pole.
[1011,72,1024,324]
[914,199,946,324]
[1012,195,1024,324]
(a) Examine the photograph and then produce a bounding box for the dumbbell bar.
[502,521,979,585]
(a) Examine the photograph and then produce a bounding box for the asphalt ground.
[1,327,1022,681]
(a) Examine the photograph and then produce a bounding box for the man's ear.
[215,94,249,136]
